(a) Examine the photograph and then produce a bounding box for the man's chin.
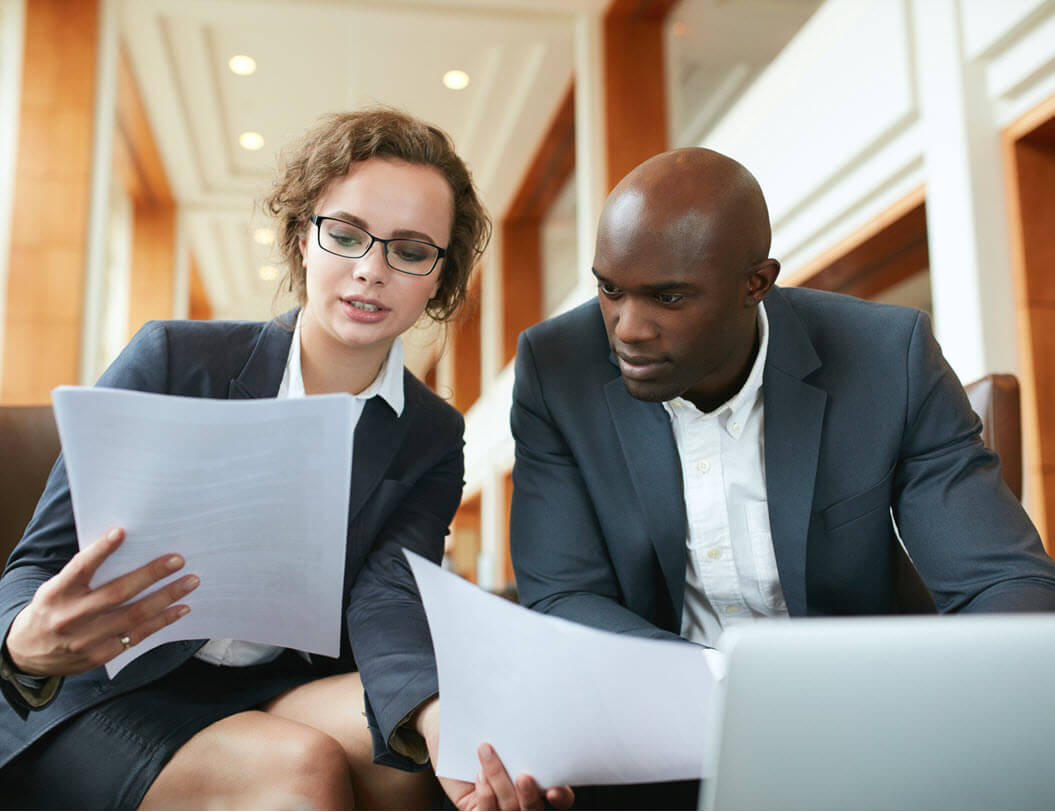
[621,376,679,403]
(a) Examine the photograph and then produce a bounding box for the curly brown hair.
[263,108,491,322]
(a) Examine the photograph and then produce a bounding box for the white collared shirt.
[195,315,405,667]
[662,303,788,648]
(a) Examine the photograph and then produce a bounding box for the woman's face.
[299,158,453,358]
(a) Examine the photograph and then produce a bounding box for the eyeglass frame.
[310,215,447,277]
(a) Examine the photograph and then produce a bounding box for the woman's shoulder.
[401,372,464,437]
[99,316,286,396]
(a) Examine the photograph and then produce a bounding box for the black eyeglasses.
[311,215,446,276]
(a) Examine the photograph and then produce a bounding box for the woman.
[0,109,570,810]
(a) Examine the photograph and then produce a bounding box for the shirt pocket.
[745,501,787,612]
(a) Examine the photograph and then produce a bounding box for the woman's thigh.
[263,672,441,810]
[139,709,355,810]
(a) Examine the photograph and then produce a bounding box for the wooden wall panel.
[127,205,176,339]
[188,255,213,321]
[501,220,543,364]
[2,0,99,404]
[452,277,482,413]
[603,0,675,190]
[450,493,482,583]
[1006,115,1055,552]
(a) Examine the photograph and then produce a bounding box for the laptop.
[700,614,1055,810]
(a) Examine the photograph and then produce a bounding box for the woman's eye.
[395,248,427,263]
[330,231,362,247]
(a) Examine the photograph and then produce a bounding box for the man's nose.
[353,242,389,285]
[612,298,657,345]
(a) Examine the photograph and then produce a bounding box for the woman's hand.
[4,528,198,677]
[415,697,575,810]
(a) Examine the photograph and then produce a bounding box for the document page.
[52,386,358,677]
[406,551,721,787]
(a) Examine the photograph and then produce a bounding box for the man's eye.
[598,282,620,296]
[656,293,684,305]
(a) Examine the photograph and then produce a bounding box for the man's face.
[593,195,760,406]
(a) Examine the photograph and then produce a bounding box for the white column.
[574,10,607,299]
[910,0,1019,382]
[171,208,190,320]
[79,0,118,384]
[0,0,26,393]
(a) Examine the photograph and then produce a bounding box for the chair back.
[893,373,1022,612]
[0,405,60,568]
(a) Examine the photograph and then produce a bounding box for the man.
[511,146,1055,648]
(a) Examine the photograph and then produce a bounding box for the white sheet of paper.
[52,386,358,677]
[406,551,720,787]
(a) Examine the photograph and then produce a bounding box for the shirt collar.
[277,312,405,416]
[663,301,769,425]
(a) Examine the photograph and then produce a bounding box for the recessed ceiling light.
[228,54,256,76]
[253,228,275,245]
[443,70,470,91]
[239,131,264,151]
[672,21,689,37]
[258,264,278,281]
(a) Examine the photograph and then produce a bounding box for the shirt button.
[706,547,722,560]
[696,459,711,473]
[730,422,741,434]
[725,604,741,615]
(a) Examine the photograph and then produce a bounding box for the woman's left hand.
[415,698,574,810]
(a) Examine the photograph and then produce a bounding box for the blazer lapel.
[227,309,298,400]
[347,390,410,523]
[605,374,688,621]
[761,288,826,616]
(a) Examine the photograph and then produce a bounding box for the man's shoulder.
[772,286,922,349]
[520,298,607,357]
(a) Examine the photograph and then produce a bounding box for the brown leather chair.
[894,373,1023,612]
[0,405,60,569]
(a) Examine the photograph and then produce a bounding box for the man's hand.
[415,698,574,810]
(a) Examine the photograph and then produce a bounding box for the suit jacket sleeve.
[510,332,684,642]
[893,312,1055,612]
[344,407,465,769]
[0,322,170,714]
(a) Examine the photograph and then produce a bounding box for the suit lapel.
[227,309,298,400]
[761,288,826,616]
[347,388,410,522]
[605,375,688,621]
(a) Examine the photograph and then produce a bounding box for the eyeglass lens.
[317,219,439,275]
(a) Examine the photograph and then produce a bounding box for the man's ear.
[746,258,780,304]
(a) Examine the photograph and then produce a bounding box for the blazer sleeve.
[892,311,1055,612]
[510,332,684,642]
[343,407,465,770]
[0,322,171,714]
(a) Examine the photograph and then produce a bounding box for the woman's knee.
[273,725,355,808]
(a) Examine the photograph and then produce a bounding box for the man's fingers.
[53,528,125,592]
[478,744,520,809]
[80,552,187,616]
[545,785,575,810]
[514,774,546,811]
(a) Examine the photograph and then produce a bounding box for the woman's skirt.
[1,650,319,810]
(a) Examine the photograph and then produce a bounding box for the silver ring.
[119,634,132,650]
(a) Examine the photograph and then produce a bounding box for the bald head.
[598,148,772,274]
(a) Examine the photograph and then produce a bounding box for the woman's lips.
[340,297,389,323]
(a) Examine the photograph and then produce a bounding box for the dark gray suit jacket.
[0,313,462,771]
[510,286,1055,641]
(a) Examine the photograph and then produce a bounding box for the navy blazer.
[0,313,463,771]
[510,286,1055,640]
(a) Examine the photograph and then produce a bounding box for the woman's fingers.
[91,574,199,643]
[50,527,125,595]
[78,551,187,617]
[94,600,193,666]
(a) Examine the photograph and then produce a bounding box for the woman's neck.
[299,319,392,396]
